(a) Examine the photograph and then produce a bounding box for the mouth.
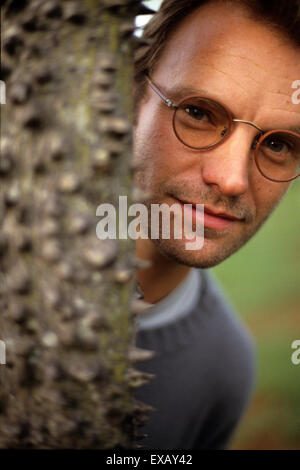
[172,196,243,231]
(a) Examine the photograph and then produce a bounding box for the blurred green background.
[212,181,300,450]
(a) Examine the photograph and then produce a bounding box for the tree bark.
[0,0,153,448]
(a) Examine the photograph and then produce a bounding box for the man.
[132,0,300,449]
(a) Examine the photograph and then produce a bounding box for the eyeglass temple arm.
[145,76,265,133]
[145,75,178,109]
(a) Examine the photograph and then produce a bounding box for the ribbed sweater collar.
[135,270,210,355]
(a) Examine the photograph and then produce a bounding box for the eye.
[184,106,210,122]
[264,137,293,154]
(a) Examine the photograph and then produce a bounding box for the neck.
[136,238,191,304]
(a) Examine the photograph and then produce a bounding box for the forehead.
[152,2,300,127]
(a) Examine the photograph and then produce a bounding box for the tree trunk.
[0,0,153,449]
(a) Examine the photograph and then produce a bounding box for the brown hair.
[134,0,300,110]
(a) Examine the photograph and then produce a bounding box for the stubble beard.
[133,134,286,270]
[146,193,283,268]
[134,171,258,269]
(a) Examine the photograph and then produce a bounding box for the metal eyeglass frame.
[145,74,300,183]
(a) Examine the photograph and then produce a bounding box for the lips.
[172,196,242,230]
[202,205,241,221]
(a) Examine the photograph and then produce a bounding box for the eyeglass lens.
[256,131,300,182]
[173,97,300,182]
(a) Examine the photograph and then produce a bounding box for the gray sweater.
[134,269,257,450]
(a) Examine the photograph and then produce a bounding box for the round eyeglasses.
[145,75,300,183]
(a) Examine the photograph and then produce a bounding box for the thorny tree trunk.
[0,0,154,448]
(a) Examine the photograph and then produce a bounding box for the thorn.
[54,261,73,281]
[130,298,153,316]
[126,368,155,387]
[41,331,59,348]
[113,267,133,284]
[10,82,31,105]
[83,239,118,269]
[19,104,43,130]
[58,173,81,193]
[49,133,67,161]
[0,152,14,176]
[63,3,86,25]
[40,218,60,237]
[131,186,154,203]
[131,256,152,270]
[42,1,63,19]
[98,55,117,73]
[119,21,136,38]
[93,71,113,89]
[128,347,155,362]
[91,149,112,173]
[135,433,148,441]
[4,26,24,56]
[133,400,156,414]
[68,214,91,235]
[8,266,32,295]
[34,66,53,85]
[99,117,131,136]
[40,240,62,263]
[4,182,20,207]
[64,362,101,382]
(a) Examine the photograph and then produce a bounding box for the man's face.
[134,2,300,268]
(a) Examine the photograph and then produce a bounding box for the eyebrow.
[263,125,300,135]
[287,126,300,135]
[165,85,209,102]
[162,83,300,135]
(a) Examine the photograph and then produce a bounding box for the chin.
[151,233,249,269]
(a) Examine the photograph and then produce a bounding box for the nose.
[201,127,256,197]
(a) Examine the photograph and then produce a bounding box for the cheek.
[253,181,289,220]
[135,100,192,179]
[141,121,179,173]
